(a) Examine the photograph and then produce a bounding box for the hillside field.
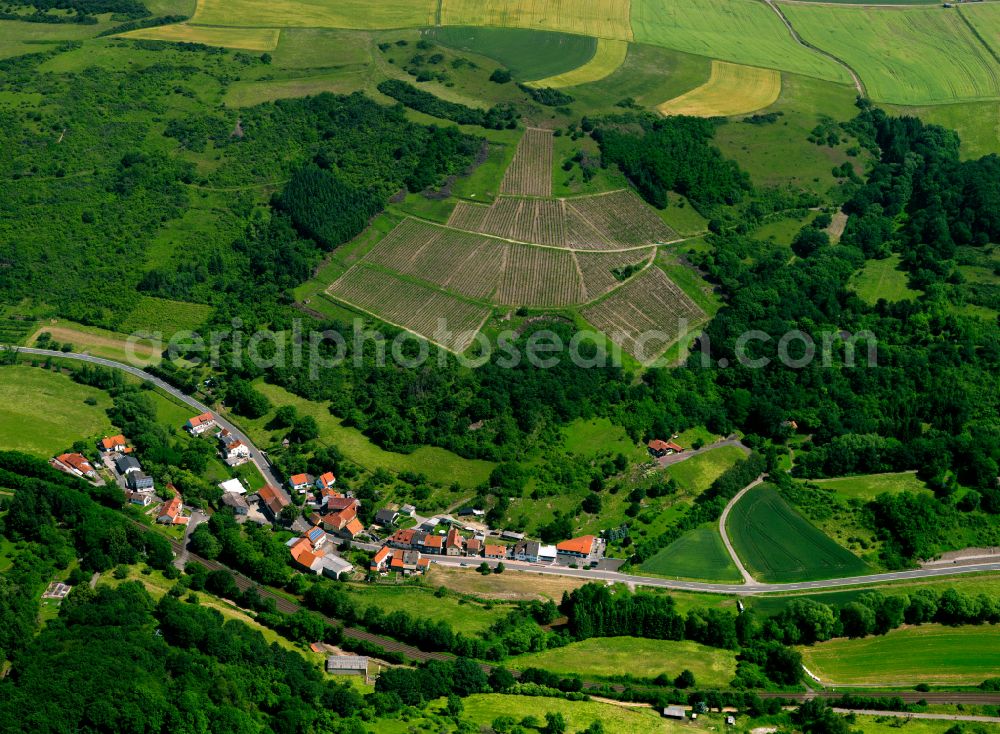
[528,38,629,88]
[508,637,737,685]
[811,471,930,501]
[666,445,747,495]
[639,525,742,582]
[657,61,781,118]
[799,624,1000,685]
[849,254,923,304]
[727,484,870,582]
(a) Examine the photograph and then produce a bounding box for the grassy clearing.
[712,72,863,195]
[666,445,746,495]
[225,68,370,106]
[427,26,597,82]
[811,471,930,501]
[194,0,436,29]
[799,624,1000,685]
[422,565,587,602]
[509,637,737,685]
[782,3,1000,105]
[0,365,114,456]
[120,24,281,50]
[658,195,708,237]
[441,0,633,41]
[344,584,507,635]
[851,717,978,734]
[239,380,495,488]
[119,296,212,336]
[561,417,644,460]
[639,525,742,582]
[752,211,818,248]
[631,0,847,82]
[529,38,629,89]
[460,694,690,734]
[849,254,923,304]
[657,61,781,118]
[0,19,108,59]
[728,484,870,583]
[29,320,161,365]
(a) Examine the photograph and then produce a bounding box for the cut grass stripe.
[527,38,629,88]
[657,61,781,117]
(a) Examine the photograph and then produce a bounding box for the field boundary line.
[957,6,1000,68]
[719,475,766,585]
[767,0,866,95]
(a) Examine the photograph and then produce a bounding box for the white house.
[185,412,216,435]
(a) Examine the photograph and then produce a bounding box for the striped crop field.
[500,128,553,198]
[120,24,281,50]
[581,266,706,362]
[528,38,630,88]
[781,3,1000,104]
[441,0,634,41]
[450,190,674,250]
[327,265,490,352]
[576,248,654,301]
[565,190,677,248]
[497,245,585,307]
[359,218,506,300]
[657,61,781,117]
[631,0,849,83]
[192,0,437,29]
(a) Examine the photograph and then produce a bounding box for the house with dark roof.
[126,471,154,492]
[326,656,368,677]
[220,491,249,516]
[114,455,142,475]
[513,539,541,563]
[374,508,399,527]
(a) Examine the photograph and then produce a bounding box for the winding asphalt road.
[718,475,764,586]
[9,346,1000,595]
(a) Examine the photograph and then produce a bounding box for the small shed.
[219,478,246,494]
[662,706,686,720]
[326,655,369,677]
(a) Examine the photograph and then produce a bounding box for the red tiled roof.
[372,546,392,565]
[159,495,182,521]
[417,558,430,568]
[557,535,596,555]
[343,518,363,537]
[317,471,336,487]
[423,535,444,548]
[187,412,214,427]
[390,528,416,545]
[467,538,482,551]
[446,528,463,548]
[648,439,670,451]
[258,484,289,512]
[484,544,506,556]
[290,473,310,486]
[325,496,356,511]
[57,453,94,474]
[101,434,127,449]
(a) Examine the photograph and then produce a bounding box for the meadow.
[440,0,634,41]
[639,525,742,583]
[29,321,162,365]
[118,296,213,336]
[459,694,689,734]
[799,624,1000,685]
[238,380,496,488]
[0,365,114,457]
[343,584,508,635]
[848,254,923,304]
[422,564,588,601]
[121,24,281,51]
[508,637,738,685]
[657,61,781,118]
[631,0,848,83]
[193,0,436,29]
[811,471,930,501]
[665,445,747,495]
[727,484,870,583]
[528,38,629,88]
[781,3,1000,105]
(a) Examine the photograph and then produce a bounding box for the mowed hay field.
[781,3,1000,104]
[657,61,781,117]
[799,624,1000,685]
[0,365,114,456]
[640,525,742,582]
[509,637,737,685]
[440,0,634,41]
[193,0,436,28]
[727,484,870,583]
[811,471,930,501]
[120,24,281,50]
[631,0,848,83]
[666,445,747,495]
[529,38,629,88]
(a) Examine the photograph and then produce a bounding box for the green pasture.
[460,694,691,734]
[666,445,746,495]
[119,296,212,336]
[561,417,644,460]
[0,18,109,59]
[427,26,597,81]
[727,484,870,583]
[631,0,849,83]
[344,584,507,635]
[639,525,742,583]
[800,624,1000,685]
[0,365,114,456]
[782,3,1000,105]
[812,471,930,501]
[509,637,737,686]
[849,254,923,304]
[239,380,495,488]
[882,99,1000,159]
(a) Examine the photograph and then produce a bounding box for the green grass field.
[119,295,212,336]
[728,484,870,583]
[666,445,746,495]
[849,254,923,304]
[812,471,930,501]
[529,38,628,88]
[883,100,1000,159]
[460,694,690,734]
[782,3,1000,105]
[0,365,114,456]
[344,585,507,634]
[427,26,597,82]
[193,0,436,29]
[800,624,1000,685]
[240,380,495,488]
[509,637,737,685]
[639,525,742,582]
[561,417,644,460]
[631,0,848,83]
